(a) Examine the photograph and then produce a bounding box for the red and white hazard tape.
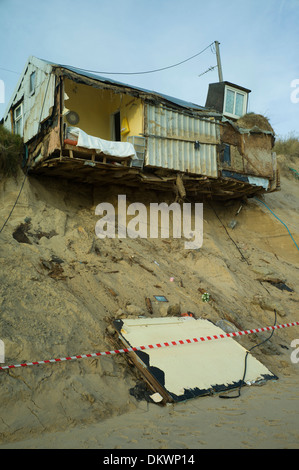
[0,321,298,371]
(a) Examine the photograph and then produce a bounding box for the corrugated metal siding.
[145,104,219,177]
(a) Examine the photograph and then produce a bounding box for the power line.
[0,66,20,75]
[62,42,215,76]
[0,41,216,79]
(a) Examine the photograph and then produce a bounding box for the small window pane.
[15,117,23,136]
[30,71,36,93]
[224,89,235,114]
[14,104,23,136]
[15,105,21,118]
[235,93,244,117]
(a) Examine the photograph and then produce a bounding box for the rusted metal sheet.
[145,104,219,177]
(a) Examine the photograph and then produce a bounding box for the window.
[14,103,23,136]
[224,86,247,119]
[29,71,36,94]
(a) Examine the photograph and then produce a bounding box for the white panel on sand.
[114,317,277,402]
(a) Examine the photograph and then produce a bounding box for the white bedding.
[66,127,137,159]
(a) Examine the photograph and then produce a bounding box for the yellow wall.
[63,78,143,141]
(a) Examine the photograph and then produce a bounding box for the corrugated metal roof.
[37,57,218,114]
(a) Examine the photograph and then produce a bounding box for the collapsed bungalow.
[2,56,280,199]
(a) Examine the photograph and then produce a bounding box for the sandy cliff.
[0,152,298,446]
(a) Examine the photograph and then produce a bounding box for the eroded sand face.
[0,153,298,449]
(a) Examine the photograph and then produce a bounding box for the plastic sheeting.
[248,176,269,190]
[67,126,137,159]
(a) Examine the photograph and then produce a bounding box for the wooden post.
[215,41,223,82]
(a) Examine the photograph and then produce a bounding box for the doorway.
[112,111,121,141]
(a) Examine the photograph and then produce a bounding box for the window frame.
[13,102,23,136]
[29,70,36,95]
[223,85,248,119]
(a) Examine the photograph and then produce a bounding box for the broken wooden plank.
[145,297,153,315]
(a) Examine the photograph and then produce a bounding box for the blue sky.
[0,0,298,137]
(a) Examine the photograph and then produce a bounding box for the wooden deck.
[28,150,275,200]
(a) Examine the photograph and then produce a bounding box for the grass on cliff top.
[0,125,24,177]
[274,132,299,158]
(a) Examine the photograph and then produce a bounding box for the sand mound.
[236,113,275,134]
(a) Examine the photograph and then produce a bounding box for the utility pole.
[215,41,223,82]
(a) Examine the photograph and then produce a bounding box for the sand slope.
[0,153,298,449]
